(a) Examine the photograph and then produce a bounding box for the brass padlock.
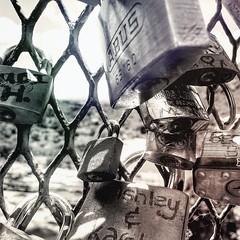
[137,85,209,133]
[175,34,238,85]
[70,179,189,240]
[0,65,53,124]
[144,130,196,170]
[77,122,123,182]
[222,0,240,29]
[193,129,240,205]
[98,0,209,108]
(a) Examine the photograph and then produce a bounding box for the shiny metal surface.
[98,0,209,108]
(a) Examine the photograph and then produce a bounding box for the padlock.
[69,178,189,239]
[137,85,209,133]
[98,0,210,108]
[77,122,123,182]
[144,130,196,170]
[222,0,240,29]
[5,192,74,239]
[0,65,53,124]
[193,129,240,205]
[175,34,238,86]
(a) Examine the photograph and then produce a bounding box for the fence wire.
[0,0,240,239]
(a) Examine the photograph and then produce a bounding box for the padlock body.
[98,0,209,108]
[222,0,240,29]
[70,180,189,240]
[175,34,238,85]
[144,131,196,170]
[138,85,209,133]
[193,130,240,205]
[78,137,123,182]
[0,65,53,124]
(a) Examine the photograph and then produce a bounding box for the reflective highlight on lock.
[98,0,210,108]
[70,180,189,240]
[0,66,53,124]
[193,130,240,205]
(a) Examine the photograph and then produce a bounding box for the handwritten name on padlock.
[0,65,53,124]
[70,181,189,240]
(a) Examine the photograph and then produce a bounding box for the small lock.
[77,122,123,182]
[193,129,240,205]
[98,0,209,108]
[144,130,196,170]
[175,34,238,86]
[222,0,240,29]
[137,85,209,133]
[70,179,189,240]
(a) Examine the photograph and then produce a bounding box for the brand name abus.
[106,3,144,72]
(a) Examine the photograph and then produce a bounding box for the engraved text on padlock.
[98,0,209,108]
[137,85,209,133]
[175,34,238,85]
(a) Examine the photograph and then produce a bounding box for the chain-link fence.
[0,0,240,239]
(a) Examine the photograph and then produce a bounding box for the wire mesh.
[0,0,240,239]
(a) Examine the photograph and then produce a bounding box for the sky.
[0,0,239,104]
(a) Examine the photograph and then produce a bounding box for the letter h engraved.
[1,85,30,102]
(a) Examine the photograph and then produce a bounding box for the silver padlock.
[70,177,189,240]
[98,0,209,108]
[77,122,123,182]
[193,129,240,205]
[144,130,196,170]
[222,0,240,28]
[137,85,209,133]
[175,34,238,85]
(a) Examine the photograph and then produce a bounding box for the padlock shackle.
[207,83,236,130]
[97,119,120,138]
[1,45,52,75]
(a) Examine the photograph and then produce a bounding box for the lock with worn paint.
[137,85,209,134]
[144,130,196,170]
[98,0,209,108]
[78,122,123,182]
[175,34,238,86]
[193,129,240,205]
[70,177,189,240]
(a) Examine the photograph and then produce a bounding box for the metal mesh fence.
[0,0,240,239]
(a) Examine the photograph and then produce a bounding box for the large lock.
[144,130,196,170]
[193,129,240,205]
[70,179,189,240]
[98,0,210,108]
[77,122,123,182]
[137,85,209,133]
[175,34,238,85]
[222,0,240,29]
